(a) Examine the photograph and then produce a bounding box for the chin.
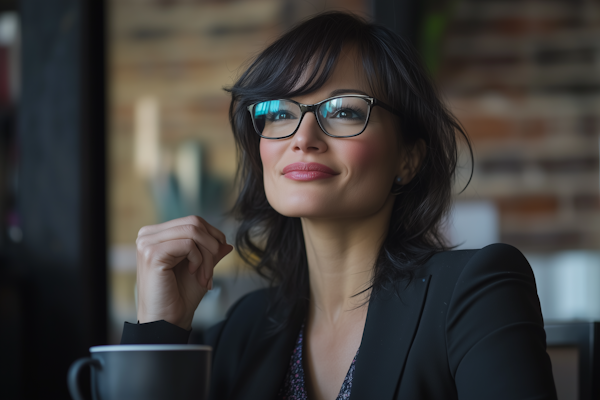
[264,184,393,220]
[267,196,384,220]
[269,198,333,218]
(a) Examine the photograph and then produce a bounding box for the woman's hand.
[135,215,234,330]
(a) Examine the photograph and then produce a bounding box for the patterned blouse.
[277,323,359,400]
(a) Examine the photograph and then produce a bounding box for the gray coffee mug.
[67,344,211,400]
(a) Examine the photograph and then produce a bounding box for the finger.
[139,239,203,272]
[214,243,234,266]
[195,244,214,287]
[186,242,210,277]
[138,224,221,256]
[139,215,228,248]
[138,215,210,237]
[197,244,233,289]
[190,243,232,285]
[195,217,228,245]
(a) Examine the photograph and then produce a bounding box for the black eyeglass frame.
[246,95,402,140]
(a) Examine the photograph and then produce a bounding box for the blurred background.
[0,0,598,399]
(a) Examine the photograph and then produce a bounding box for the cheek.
[345,143,377,166]
[259,140,277,169]
[343,138,395,171]
[259,140,284,199]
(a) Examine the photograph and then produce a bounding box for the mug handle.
[67,357,101,400]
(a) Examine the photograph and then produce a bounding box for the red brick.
[460,116,514,140]
[494,18,532,36]
[496,195,560,217]
[501,230,582,251]
[519,118,546,139]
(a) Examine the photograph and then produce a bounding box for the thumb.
[214,243,234,265]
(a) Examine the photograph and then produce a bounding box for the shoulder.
[416,243,534,285]
[429,243,538,309]
[409,243,541,340]
[418,244,544,361]
[424,242,530,270]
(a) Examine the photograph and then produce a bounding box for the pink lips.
[282,162,338,181]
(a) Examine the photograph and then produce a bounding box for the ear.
[396,139,426,184]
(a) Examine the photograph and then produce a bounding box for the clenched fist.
[135,215,234,330]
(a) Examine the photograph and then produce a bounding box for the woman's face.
[260,49,415,220]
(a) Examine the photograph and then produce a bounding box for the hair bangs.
[230,13,379,101]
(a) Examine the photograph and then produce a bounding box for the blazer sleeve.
[120,320,191,344]
[119,292,252,347]
[446,243,557,400]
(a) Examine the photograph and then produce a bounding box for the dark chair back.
[545,322,600,400]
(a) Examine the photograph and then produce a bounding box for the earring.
[391,176,403,195]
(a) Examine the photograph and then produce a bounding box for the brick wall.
[438,0,600,251]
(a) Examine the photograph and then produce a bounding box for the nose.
[290,111,328,153]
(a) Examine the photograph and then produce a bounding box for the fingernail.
[208,278,213,291]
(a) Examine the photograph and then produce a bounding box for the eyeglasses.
[247,95,401,139]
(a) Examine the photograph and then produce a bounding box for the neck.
[302,195,394,328]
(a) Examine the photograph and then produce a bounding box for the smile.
[282,162,338,181]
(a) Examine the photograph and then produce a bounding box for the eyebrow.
[329,88,369,97]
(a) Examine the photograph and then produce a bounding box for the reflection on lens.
[253,100,300,138]
[254,100,281,118]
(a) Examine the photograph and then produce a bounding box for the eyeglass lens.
[252,97,369,138]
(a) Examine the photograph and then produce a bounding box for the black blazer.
[122,243,557,400]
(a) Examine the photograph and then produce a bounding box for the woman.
[122,12,557,400]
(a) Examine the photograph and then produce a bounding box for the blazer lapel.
[350,275,431,400]
[229,305,304,400]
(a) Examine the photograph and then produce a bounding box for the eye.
[334,109,358,119]
[330,107,364,120]
[266,111,297,121]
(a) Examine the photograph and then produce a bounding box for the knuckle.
[140,246,155,261]
[137,225,149,237]
[182,224,200,236]
[136,236,147,249]
[186,215,204,226]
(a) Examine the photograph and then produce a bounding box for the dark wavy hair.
[226,11,471,325]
